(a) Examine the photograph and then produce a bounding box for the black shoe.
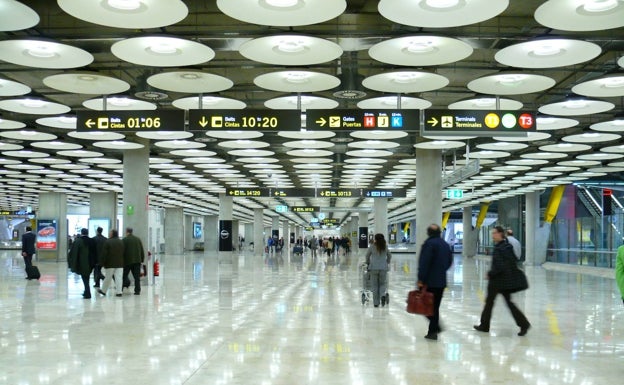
[374,304,379,308]
[97,290,106,296]
[518,325,531,336]
[473,325,489,333]
[83,294,91,299]
[116,294,123,297]
[424,333,438,341]
[134,292,140,295]
[93,284,100,288]
[381,296,386,307]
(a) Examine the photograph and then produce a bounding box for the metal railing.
[546,248,617,268]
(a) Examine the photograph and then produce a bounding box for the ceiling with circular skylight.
[0,0,623,227]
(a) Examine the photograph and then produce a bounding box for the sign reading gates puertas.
[36,219,58,250]
[422,109,536,136]
[306,109,419,131]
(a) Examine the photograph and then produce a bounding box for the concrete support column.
[525,191,541,266]
[374,198,388,237]
[219,194,233,263]
[123,141,149,259]
[244,222,253,252]
[204,215,218,255]
[232,220,239,252]
[462,206,478,258]
[89,192,118,235]
[164,208,184,255]
[184,214,193,252]
[416,149,442,259]
[38,192,68,261]
[254,209,264,257]
[282,220,289,254]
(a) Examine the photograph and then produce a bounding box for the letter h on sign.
[364,116,376,128]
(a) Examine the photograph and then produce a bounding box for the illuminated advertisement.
[36,219,58,250]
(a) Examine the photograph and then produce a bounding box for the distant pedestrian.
[365,233,392,307]
[506,229,522,261]
[616,244,624,305]
[417,224,453,341]
[98,229,124,297]
[92,227,107,288]
[21,226,36,279]
[474,226,530,336]
[68,228,95,299]
[122,228,145,295]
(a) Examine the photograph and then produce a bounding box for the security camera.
[268,173,273,179]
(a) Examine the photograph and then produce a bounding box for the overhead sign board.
[189,109,300,131]
[291,206,320,213]
[275,205,288,213]
[226,188,270,197]
[422,109,536,136]
[323,218,339,225]
[363,189,407,198]
[306,109,419,131]
[304,226,314,231]
[272,188,314,198]
[77,110,184,132]
[318,188,360,198]
[446,189,464,199]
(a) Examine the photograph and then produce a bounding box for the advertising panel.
[36,219,58,250]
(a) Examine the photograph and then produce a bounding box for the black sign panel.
[226,188,271,197]
[323,218,339,225]
[291,206,320,213]
[318,189,360,198]
[272,188,314,198]
[189,109,300,131]
[76,110,184,132]
[290,232,295,244]
[219,220,233,252]
[358,227,369,249]
[271,229,279,241]
[363,189,407,198]
[304,226,314,231]
[423,109,536,136]
[306,109,419,131]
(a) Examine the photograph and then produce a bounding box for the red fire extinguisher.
[153,259,160,277]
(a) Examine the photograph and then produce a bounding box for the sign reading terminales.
[422,109,536,136]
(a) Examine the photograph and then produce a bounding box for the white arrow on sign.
[85,119,95,128]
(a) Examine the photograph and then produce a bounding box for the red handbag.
[406,287,434,316]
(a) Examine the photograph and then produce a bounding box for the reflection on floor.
[0,249,622,385]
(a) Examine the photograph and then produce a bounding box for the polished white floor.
[1,248,622,385]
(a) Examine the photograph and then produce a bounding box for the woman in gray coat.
[365,233,392,307]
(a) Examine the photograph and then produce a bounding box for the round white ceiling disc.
[562,132,621,143]
[538,143,592,152]
[278,130,335,139]
[68,131,126,141]
[590,118,624,132]
[467,73,556,95]
[348,141,399,150]
[538,99,614,116]
[265,95,338,110]
[369,36,473,66]
[601,145,624,153]
[577,153,624,161]
[0,39,93,69]
[0,119,26,130]
[0,130,56,141]
[535,0,624,31]
[2,150,49,158]
[0,98,71,115]
[0,0,40,31]
[36,116,77,130]
[218,140,270,149]
[495,38,601,68]
[254,71,340,93]
[476,142,528,151]
[154,140,205,149]
[228,149,274,157]
[93,141,145,150]
[111,36,215,67]
[43,73,130,95]
[536,116,578,131]
[239,35,343,65]
[147,71,233,93]
[82,97,156,111]
[378,0,509,28]
[286,149,334,157]
[345,149,393,157]
[362,71,449,93]
[557,159,600,167]
[216,0,346,27]
[172,96,246,110]
[284,140,334,149]
[448,97,523,110]
[57,150,104,158]
[493,132,551,142]
[520,151,568,159]
[58,0,188,29]
[571,74,624,97]
[414,140,465,150]
[135,131,194,140]
[465,150,511,159]
[619,56,624,68]
[0,78,31,96]
[206,131,263,140]
[0,142,23,151]
[350,130,408,140]
[357,96,431,109]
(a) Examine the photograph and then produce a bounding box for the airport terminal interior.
[1,0,624,384]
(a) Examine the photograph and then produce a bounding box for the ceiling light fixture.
[424,0,460,9]
[265,0,299,7]
[21,99,46,108]
[26,43,57,58]
[473,98,495,107]
[108,97,132,107]
[107,0,142,11]
[285,72,309,83]
[497,74,527,86]
[277,39,306,53]
[406,38,435,53]
[531,42,563,56]
[602,76,624,88]
[563,99,588,109]
[180,73,201,80]
[148,41,178,55]
[536,117,556,125]
[392,72,420,83]
[78,75,97,81]
[582,0,619,13]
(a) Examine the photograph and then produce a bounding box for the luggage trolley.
[360,263,373,305]
[292,245,304,262]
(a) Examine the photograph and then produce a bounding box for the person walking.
[417,224,454,341]
[122,227,145,295]
[21,226,36,279]
[616,244,624,305]
[98,229,124,297]
[68,228,95,299]
[474,226,531,336]
[506,228,522,262]
[310,236,319,261]
[92,226,107,288]
[365,233,392,307]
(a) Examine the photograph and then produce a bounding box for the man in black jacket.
[474,226,531,336]
[92,227,107,288]
[21,226,36,279]
[417,224,453,341]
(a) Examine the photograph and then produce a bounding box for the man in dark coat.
[122,227,145,295]
[98,229,125,297]
[21,226,36,279]
[68,228,95,299]
[92,226,107,288]
[474,226,531,336]
[417,224,453,341]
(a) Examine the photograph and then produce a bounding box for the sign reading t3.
[423,109,536,136]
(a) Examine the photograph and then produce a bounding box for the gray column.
[374,198,388,237]
[244,222,253,252]
[219,193,233,263]
[184,214,193,252]
[282,220,289,254]
[416,149,442,259]
[164,208,184,255]
[204,215,218,254]
[254,209,264,257]
[38,192,67,261]
[89,192,118,235]
[123,141,149,257]
[231,220,239,252]
[462,206,478,258]
[525,191,540,266]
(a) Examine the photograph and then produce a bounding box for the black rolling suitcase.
[26,266,41,280]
